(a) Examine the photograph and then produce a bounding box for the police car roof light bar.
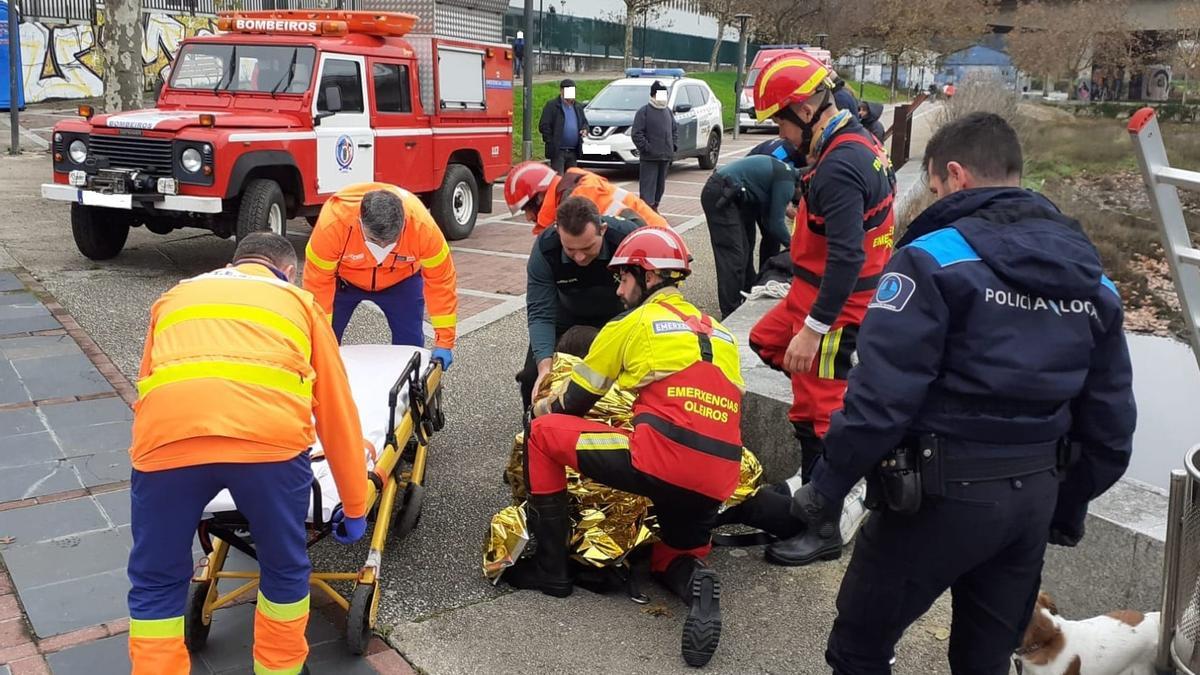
[216,10,418,38]
[759,44,811,50]
[624,68,686,78]
[1129,106,1200,372]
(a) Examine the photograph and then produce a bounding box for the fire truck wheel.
[432,164,478,241]
[71,204,130,261]
[237,179,287,241]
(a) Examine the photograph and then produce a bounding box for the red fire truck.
[41,10,513,260]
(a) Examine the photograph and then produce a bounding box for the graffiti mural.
[18,12,217,103]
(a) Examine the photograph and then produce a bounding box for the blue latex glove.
[330,506,367,545]
[432,348,453,371]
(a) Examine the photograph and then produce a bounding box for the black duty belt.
[792,265,881,293]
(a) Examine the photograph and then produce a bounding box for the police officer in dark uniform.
[774,112,1136,672]
[518,196,643,408]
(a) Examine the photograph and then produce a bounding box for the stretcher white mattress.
[202,345,432,523]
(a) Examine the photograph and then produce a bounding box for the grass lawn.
[511,71,896,160]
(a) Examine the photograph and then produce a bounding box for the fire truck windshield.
[170,43,316,94]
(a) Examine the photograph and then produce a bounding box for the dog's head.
[1016,592,1065,666]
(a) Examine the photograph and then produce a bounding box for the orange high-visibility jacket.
[534,168,668,235]
[129,263,369,518]
[304,182,459,349]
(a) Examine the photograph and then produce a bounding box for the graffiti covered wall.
[18,12,216,103]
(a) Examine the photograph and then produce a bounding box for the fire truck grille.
[88,135,174,176]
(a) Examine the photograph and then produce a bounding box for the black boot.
[501,491,573,597]
[763,488,842,567]
[654,557,722,668]
[716,490,805,539]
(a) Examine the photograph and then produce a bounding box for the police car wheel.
[699,130,721,170]
[70,204,130,261]
[236,179,287,241]
[432,164,478,241]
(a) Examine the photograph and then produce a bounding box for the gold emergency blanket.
[483,354,763,581]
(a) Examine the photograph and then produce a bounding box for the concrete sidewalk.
[0,258,414,674]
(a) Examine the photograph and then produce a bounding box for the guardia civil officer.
[517,196,643,408]
[777,112,1136,672]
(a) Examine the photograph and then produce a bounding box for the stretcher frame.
[183,352,445,655]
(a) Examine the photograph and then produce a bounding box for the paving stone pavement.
[0,267,413,674]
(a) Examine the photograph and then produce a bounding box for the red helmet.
[503,161,557,214]
[753,51,834,122]
[609,226,691,276]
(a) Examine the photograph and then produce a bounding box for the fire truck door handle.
[405,142,417,149]
[357,143,373,148]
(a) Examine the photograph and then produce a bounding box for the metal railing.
[1160,446,1200,674]
[19,0,95,22]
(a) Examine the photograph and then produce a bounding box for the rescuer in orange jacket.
[505,227,741,668]
[503,161,668,236]
[126,233,370,675]
[304,182,458,369]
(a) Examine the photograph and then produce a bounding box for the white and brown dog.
[1014,592,1159,675]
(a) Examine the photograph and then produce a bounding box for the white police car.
[579,68,723,169]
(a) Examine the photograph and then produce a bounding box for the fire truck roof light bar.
[216,11,418,38]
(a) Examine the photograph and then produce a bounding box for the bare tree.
[1007,0,1130,97]
[697,0,739,71]
[1174,3,1200,104]
[619,0,673,70]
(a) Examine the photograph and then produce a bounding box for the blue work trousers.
[127,453,313,626]
[332,273,425,347]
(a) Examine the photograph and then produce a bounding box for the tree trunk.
[890,56,900,102]
[102,0,144,112]
[623,9,636,70]
[1184,71,1189,106]
[708,22,724,71]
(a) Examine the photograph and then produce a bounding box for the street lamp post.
[522,0,534,160]
[733,12,751,141]
[6,0,19,155]
[640,9,648,68]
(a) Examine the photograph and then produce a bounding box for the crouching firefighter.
[506,226,744,668]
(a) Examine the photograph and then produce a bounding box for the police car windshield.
[589,84,657,111]
[170,43,316,94]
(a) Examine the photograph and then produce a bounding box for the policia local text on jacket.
[126,244,369,675]
[804,185,1135,672]
[518,214,639,408]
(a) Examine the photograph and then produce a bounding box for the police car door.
[313,54,375,193]
[672,84,699,158]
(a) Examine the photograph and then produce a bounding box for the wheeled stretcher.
[183,345,446,655]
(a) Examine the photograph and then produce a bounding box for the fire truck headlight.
[181,148,203,174]
[68,140,88,164]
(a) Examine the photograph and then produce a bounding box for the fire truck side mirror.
[315,86,343,126]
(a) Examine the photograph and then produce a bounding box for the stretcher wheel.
[184,580,213,652]
[392,482,425,540]
[346,583,377,655]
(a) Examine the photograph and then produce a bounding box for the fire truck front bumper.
[42,183,223,214]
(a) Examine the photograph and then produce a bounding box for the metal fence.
[20,0,357,22]
[1160,445,1200,674]
[501,10,746,69]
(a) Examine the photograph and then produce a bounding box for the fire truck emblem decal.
[335,135,355,172]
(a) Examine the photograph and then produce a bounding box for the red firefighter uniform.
[127,262,368,675]
[303,182,458,349]
[751,129,895,435]
[503,162,668,235]
[528,287,745,566]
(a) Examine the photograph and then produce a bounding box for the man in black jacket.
[632,80,678,210]
[539,79,589,174]
[858,101,885,143]
[517,196,641,408]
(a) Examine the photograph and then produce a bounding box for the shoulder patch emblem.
[869,273,916,312]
